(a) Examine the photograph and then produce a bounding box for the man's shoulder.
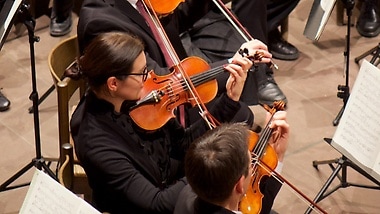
[174,184,196,214]
[174,185,236,214]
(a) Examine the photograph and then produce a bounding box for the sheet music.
[20,169,100,214]
[332,60,380,182]
[303,0,336,41]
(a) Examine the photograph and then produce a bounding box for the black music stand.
[305,139,380,214]
[354,42,380,66]
[0,1,56,193]
[331,0,353,127]
[305,1,380,213]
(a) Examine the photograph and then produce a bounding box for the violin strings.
[152,54,254,102]
[155,66,225,101]
[251,114,274,169]
[175,66,213,127]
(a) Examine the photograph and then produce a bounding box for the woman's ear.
[107,76,118,92]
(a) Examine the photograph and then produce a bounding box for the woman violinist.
[77,0,281,127]
[68,31,254,214]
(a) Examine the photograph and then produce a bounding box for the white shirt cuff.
[274,161,283,173]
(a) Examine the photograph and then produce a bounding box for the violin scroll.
[238,48,279,70]
[262,100,286,114]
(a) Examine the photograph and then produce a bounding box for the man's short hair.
[185,123,250,203]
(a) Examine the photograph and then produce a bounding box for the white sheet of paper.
[332,60,380,182]
[20,169,100,214]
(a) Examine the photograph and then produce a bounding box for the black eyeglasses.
[117,66,149,82]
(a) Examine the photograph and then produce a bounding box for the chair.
[48,35,90,201]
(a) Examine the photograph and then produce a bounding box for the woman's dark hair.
[68,32,144,91]
[185,123,250,203]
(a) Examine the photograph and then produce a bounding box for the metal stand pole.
[332,0,354,127]
[0,2,56,192]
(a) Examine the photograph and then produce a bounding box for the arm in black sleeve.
[170,93,241,155]
[260,177,282,214]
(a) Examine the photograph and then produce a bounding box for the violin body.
[144,0,185,15]
[130,56,218,130]
[239,128,278,214]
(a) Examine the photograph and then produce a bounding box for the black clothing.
[174,181,283,214]
[233,0,300,61]
[52,0,73,21]
[70,92,243,214]
[174,185,236,214]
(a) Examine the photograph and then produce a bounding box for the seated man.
[180,0,295,106]
[175,111,289,214]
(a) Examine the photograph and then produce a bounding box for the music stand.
[354,43,380,66]
[0,0,56,192]
[305,1,380,213]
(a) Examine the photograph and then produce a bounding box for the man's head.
[185,123,251,204]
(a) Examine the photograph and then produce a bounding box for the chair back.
[48,35,85,159]
[48,35,87,191]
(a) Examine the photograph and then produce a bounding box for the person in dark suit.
[231,0,300,61]
[177,0,291,106]
[77,0,287,110]
[68,31,260,214]
[174,115,289,214]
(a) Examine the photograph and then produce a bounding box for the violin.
[239,101,284,214]
[129,51,264,131]
[129,56,216,130]
[143,0,184,16]
[132,0,219,130]
[239,101,327,214]
[131,0,270,130]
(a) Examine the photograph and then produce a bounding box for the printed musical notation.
[20,169,100,214]
[332,60,380,182]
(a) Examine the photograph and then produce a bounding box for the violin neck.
[182,66,224,88]
[253,115,275,158]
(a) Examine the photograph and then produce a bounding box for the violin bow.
[141,0,218,129]
[211,0,278,70]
